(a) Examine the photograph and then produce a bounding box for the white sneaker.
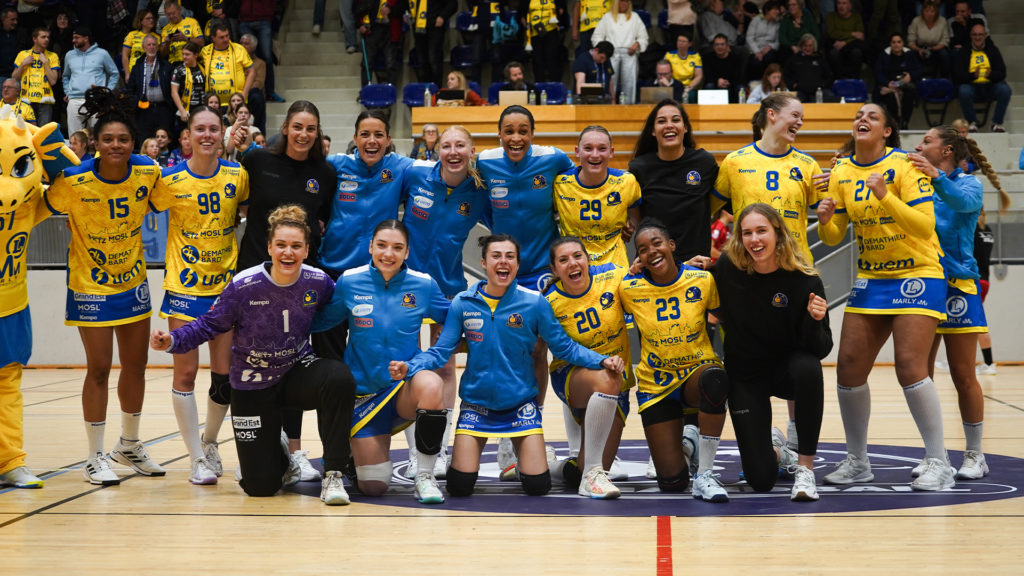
[281,433,300,487]
[109,439,166,476]
[312,24,321,35]
[790,465,819,501]
[321,470,350,505]
[911,459,927,478]
[911,457,956,491]
[434,448,449,479]
[645,455,657,479]
[823,454,874,485]
[772,426,799,475]
[403,442,419,480]
[691,469,729,502]
[0,465,43,488]
[786,419,799,451]
[957,450,989,480]
[414,472,444,504]
[976,363,997,376]
[607,456,628,482]
[497,437,518,481]
[578,465,620,499]
[934,359,949,372]
[682,424,699,478]
[190,457,218,485]
[545,444,557,466]
[83,452,120,485]
[291,450,322,481]
[202,440,223,477]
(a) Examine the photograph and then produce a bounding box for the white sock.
[85,421,105,456]
[203,398,230,444]
[583,393,617,472]
[837,384,871,459]
[963,421,983,453]
[416,449,438,476]
[563,403,582,458]
[697,435,720,475]
[121,411,141,443]
[902,377,946,460]
[405,423,418,460]
[172,389,203,460]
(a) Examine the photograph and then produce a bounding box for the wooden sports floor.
[4,364,1023,574]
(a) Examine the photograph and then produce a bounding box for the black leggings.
[727,351,824,492]
[231,355,355,497]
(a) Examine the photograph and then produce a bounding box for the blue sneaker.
[269,93,286,103]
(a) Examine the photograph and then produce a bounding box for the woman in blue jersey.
[44,88,168,486]
[390,234,624,497]
[151,205,357,505]
[910,127,1010,480]
[399,125,489,479]
[149,106,249,486]
[312,220,451,504]
[817,103,954,491]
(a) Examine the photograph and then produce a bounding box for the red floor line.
[656,515,673,576]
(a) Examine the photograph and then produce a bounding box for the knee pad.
[559,457,582,490]
[445,467,478,497]
[414,409,448,456]
[209,372,231,405]
[519,470,551,496]
[699,367,729,415]
[355,460,393,493]
[640,396,684,428]
[656,469,689,492]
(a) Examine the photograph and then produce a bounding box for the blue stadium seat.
[360,83,397,108]
[832,79,868,103]
[535,82,567,105]
[488,81,510,104]
[657,9,669,30]
[403,82,439,107]
[455,11,474,31]
[634,9,651,29]
[918,78,954,127]
[468,80,483,97]
[450,45,474,71]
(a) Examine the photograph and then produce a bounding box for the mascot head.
[0,109,79,211]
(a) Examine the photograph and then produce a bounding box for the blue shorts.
[846,277,946,320]
[160,291,219,321]
[518,269,554,293]
[937,279,988,334]
[455,399,544,438]
[65,281,153,327]
[549,364,630,424]
[350,379,412,438]
[0,307,32,367]
[635,360,719,413]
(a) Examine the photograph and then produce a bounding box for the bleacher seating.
[832,79,868,103]
[919,78,955,127]
[403,82,439,107]
[535,82,567,105]
[361,83,397,108]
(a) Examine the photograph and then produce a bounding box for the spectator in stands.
[0,8,28,84]
[747,62,787,104]
[573,0,612,56]
[170,42,205,130]
[652,59,686,102]
[126,33,174,144]
[664,0,696,50]
[874,32,921,130]
[62,26,119,134]
[572,40,615,102]
[327,0,359,53]
[785,33,833,103]
[240,0,283,103]
[504,61,535,93]
[160,1,204,65]
[355,0,407,86]
[201,22,255,113]
[524,0,566,83]
[13,27,59,126]
[592,0,648,105]
[824,0,864,79]
[699,0,743,50]
[122,10,158,83]
[49,9,74,60]
[409,123,439,160]
[240,32,267,133]
[0,78,35,123]
[701,33,745,103]
[433,70,485,106]
[954,22,1011,133]
[746,0,782,82]
[779,0,819,62]
[664,32,701,103]
[410,0,456,87]
[864,0,899,53]
[949,0,987,54]
[205,3,239,39]
[908,2,950,78]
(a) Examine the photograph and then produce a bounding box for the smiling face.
[268,225,309,282]
[852,103,891,146]
[155,129,169,149]
[635,227,676,280]
[499,113,533,163]
[284,111,318,160]
[551,241,591,294]
[576,130,613,179]
[189,109,223,158]
[369,227,408,277]
[653,104,686,152]
[769,98,804,144]
[354,117,390,167]
[740,212,779,273]
[422,124,438,148]
[439,128,473,181]
[482,240,519,291]
[95,121,133,168]
[447,72,460,89]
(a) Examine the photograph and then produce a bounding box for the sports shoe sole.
[415,491,445,504]
[109,451,167,477]
[82,469,120,486]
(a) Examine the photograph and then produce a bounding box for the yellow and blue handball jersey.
[554,167,641,268]
[826,148,943,280]
[617,265,720,394]
[545,263,633,390]
[45,155,167,294]
[150,159,250,295]
[0,195,51,316]
[714,143,823,263]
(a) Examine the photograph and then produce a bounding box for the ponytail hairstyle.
[725,203,817,276]
[372,218,410,243]
[548,235,588,267]
[81,87,138,147]
[578,124,612,145]
[440,125,485,189]
[964,137,1010,213]
[751,91,800,141]
[267,204,311,244]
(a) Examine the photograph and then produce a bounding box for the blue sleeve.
[536,296,606,370]
[933,171,983,214]
[427,279,451,324]
[556,148,574,174]
[405,298,465,377]
[168,284,239,353]
[310,278,348,332]
[104,54,119,89]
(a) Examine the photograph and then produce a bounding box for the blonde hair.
[141,137,160,158]
[267,204,311,244]
[440,125,485,190]
[448,70,469,92]
[612,0,633,20]
[964,137,1010,213]
[725,203,817,275]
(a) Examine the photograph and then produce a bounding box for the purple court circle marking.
[290,440,1024,516]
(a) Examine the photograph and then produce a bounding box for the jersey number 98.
[198,192,221,215]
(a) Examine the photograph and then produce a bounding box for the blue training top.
[932,167,983,280]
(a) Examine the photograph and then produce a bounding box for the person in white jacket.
[592,0,648,104]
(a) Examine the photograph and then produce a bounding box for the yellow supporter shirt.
[545,263,633,389]
[618,266,720,394]
[162,17,203,63]
[0,99,35,123]
[665,50,701,86]
[554,167,641,268]
[578,0,611,33]
[122,30,149,76]
[713,143,824,263]
[528,0,560,36]
[0,195,51,316]
[820,148,943,280]
[968,49,991,84]
[150,159,250,296]
[201,43,253,105]
[14,49,60,104]
[44,155,167,294]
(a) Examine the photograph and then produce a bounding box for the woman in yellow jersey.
[816,103,955,491]
[544,236,632,498]
[149,105,249,486]
[121,9,158,82]
[44,88,170,486]
[618,219,730,503]
[553,126,641,269]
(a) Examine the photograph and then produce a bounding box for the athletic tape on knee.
[445,467,478,496]
[355,461,393,485]
[209,372,231,405]
[657,469,689,492]
[519,470,551,496]
[414,409,448,456]
[698,367,729,415]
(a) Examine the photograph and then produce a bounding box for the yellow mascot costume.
[0,110,79,488]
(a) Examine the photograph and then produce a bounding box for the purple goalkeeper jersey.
[168,263,335,390]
